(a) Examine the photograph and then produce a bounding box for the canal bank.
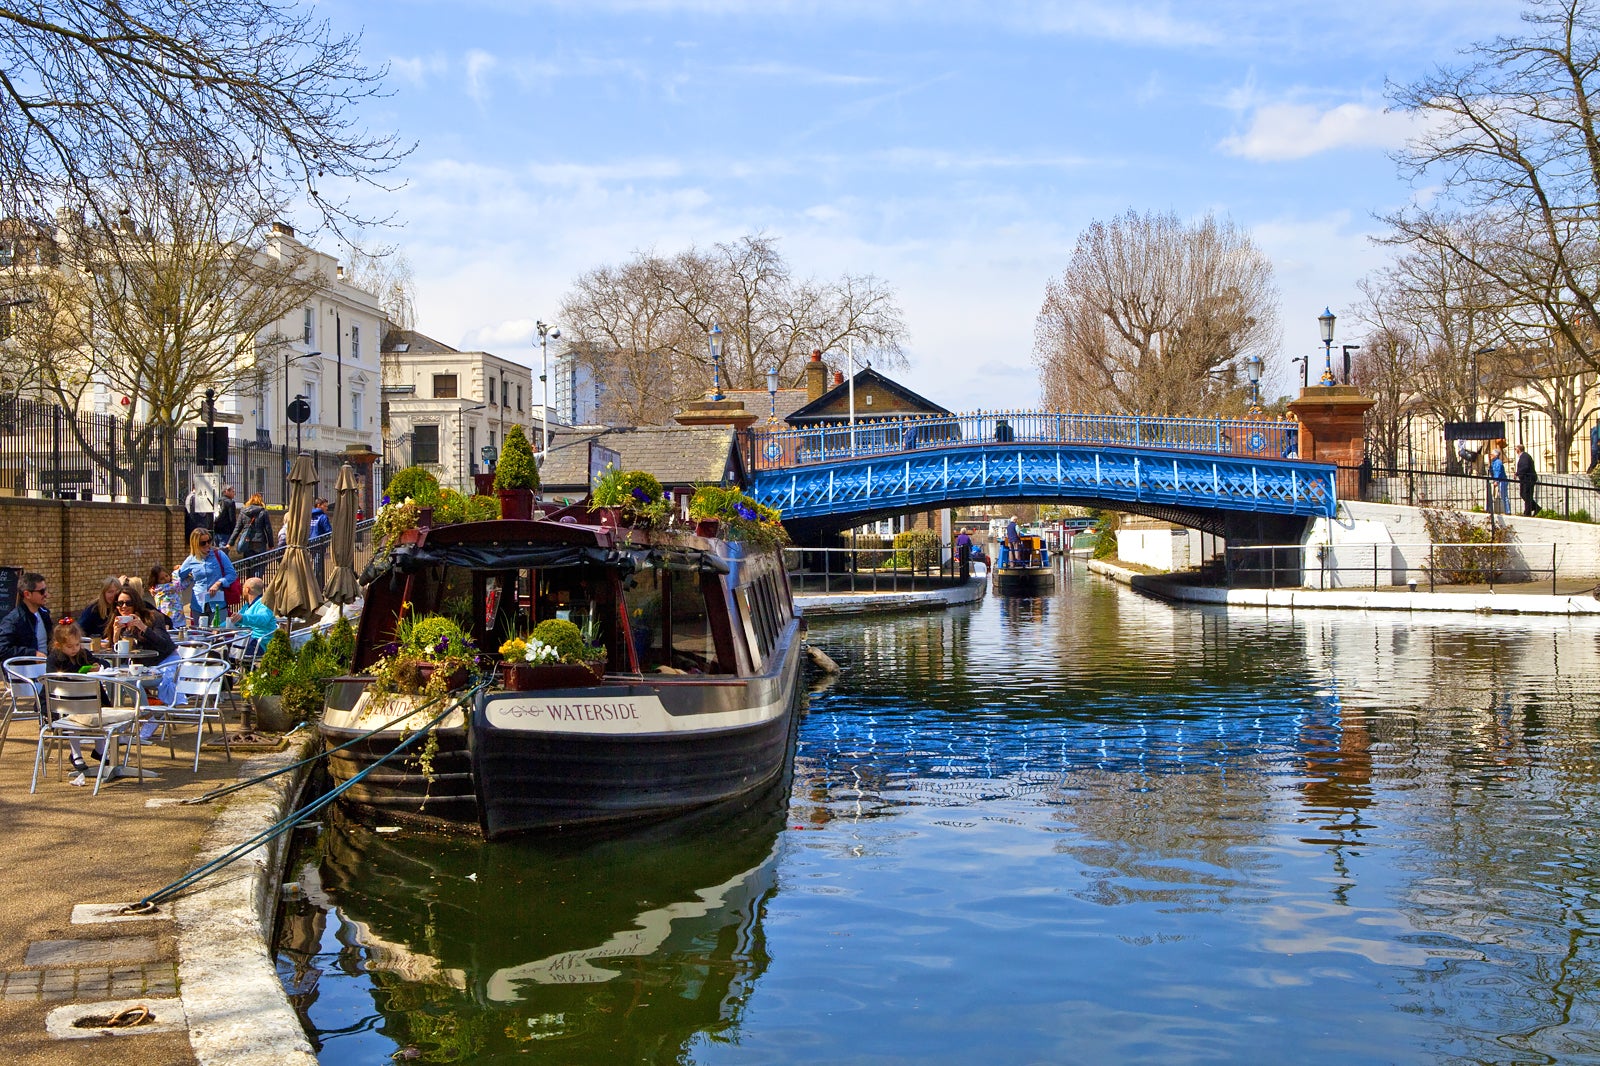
[1089,558,1600,615]
[0,730,320,1066]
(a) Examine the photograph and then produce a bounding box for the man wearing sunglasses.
[0,571,52,661]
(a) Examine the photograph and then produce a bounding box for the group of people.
[1487,440,1540,517]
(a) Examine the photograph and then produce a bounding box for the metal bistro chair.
[159,657,232,771]
[32,674,142,795]
[1,656,48,757]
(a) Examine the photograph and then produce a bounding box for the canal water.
[276,562,1600,1064]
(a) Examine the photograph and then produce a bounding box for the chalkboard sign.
[0,566,20,615]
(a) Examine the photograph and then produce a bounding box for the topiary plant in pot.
[494,424,540,520]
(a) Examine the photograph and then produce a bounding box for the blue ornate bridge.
[743,410,1335,538]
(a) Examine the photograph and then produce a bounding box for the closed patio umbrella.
[323,464,360,605]
[264,453,324,620]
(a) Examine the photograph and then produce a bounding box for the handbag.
[216,550,242,607]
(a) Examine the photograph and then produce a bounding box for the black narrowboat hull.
[993,564,1056,593]
[320,719,480,832]
[471,617,805,840]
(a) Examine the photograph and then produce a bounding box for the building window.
[351,324,361,361]
[516,383,522,411]
[488,376,496,406]
[302,307,314,345]
[351,391,363,429]
[414,424,440,464]
[433,374,458,399]
[468,427,477,474]
[302,382,318,424]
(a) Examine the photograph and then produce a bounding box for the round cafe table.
[91,647,160,670]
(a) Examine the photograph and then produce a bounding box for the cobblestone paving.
[1,962,178,1003]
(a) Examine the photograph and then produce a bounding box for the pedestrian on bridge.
[1490,445,1509,514]
[1515,445,1538,516]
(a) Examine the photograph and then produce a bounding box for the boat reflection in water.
[277,778,790,1063]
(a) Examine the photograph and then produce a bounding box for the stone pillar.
[805,349,827,402]
[673,399,757,431]
[1286,386,1375,500]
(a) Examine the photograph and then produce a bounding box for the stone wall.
[0,498,186,613]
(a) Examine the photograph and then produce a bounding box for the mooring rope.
[132,681,487,909]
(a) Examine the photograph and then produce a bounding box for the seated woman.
[105,584,182,741]
[227,577,281,652]
[77,577,121,639]
[45,620,104,775]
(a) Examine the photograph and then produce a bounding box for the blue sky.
[321,0,1524,408]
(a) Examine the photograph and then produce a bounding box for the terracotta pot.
[501,661,605,690]
[694,519,720,538]
[497,487,535,520]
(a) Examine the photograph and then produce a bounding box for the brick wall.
[0,498,185,614]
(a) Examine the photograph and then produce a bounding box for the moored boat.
[325,505,804,839]
[994,532,1056,593]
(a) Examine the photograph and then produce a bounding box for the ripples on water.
[279,563,1600,1064]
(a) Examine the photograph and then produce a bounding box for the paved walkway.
[0,703,312,1066]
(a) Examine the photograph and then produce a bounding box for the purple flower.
[380,641,399,657]
[382,494,391,505]
[631,487,650,503]
[736,503,757,521]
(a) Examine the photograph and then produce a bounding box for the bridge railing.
[1227,542,1562,595]
[748,411,1301,470]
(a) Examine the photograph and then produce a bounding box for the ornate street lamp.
[707,322,725,401]
[1245,353,1264,414]
[766,366,779,422]
[1318,307,1337,386]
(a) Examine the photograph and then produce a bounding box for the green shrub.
[494,424,539,491]
[245,630,295,697]
[1421,505,1516,583]
[592,466,663,507]
[688,485,789,549]
[529,618,604,662]
[387,466,440,503]
[890,529,942,569]
[403,615,473,658]
[466,494,501,521]
[327,616,355,671]
[1091,513,1118,560]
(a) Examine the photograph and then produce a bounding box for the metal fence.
[230,517,377,592]
[0,394,365,507]
[1340,464,1600,519]
[783,545,967,593]
[747,411,1300,471]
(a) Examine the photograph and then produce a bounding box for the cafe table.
[87,667,163,780]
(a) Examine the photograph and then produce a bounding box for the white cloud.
[465,49,498,104]
[389,54,450,86]
[1221,101,1424,161]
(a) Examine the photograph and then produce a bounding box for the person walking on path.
[229,492,273,578]
[0,571,51,661]
[213,484,239,546]
[176,527,236,626]
[1490,446,1510,514]
[1515,444,1539,516]
[955,530,972,580]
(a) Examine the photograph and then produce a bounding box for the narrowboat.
[322,507,804,839]
[993,532,1056,594]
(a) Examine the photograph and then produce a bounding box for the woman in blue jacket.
[175,527,237,625]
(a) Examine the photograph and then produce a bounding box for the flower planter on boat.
[500,661,605,690]
[496,487,535,521]
[416,662,469,692]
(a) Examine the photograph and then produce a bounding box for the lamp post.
[1341,344,1360,386]
[536,320,559,459]
[1470,346,1498,423]
[766,366,779,423]
[1291,353,1308,390]
[283,350,318,502]
[1318,307,1337,386]
[707,322,725,401]
[1245,353,1263,415]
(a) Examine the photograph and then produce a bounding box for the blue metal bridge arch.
[742,411,1336,537]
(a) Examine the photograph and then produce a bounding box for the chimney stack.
[271,221,295,238]
[806,349,827,402]
[833,371,844,386]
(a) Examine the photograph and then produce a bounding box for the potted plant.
[367,609,482,701]
[494,424,540,520]
[591,466,669,529]
[498,618,607,689]
[688,486,790,550]
[241,622,354,732]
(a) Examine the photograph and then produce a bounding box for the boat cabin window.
[623,569,666,672]
[619,566,729,675]
[667,569,722,673]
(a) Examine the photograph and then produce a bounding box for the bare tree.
[0,0,407,235]
[343,239,417,331]
[560,234,909,424]
[1032,210,1278,416]
[1388,0,1600,380]
[4,163,321,498]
